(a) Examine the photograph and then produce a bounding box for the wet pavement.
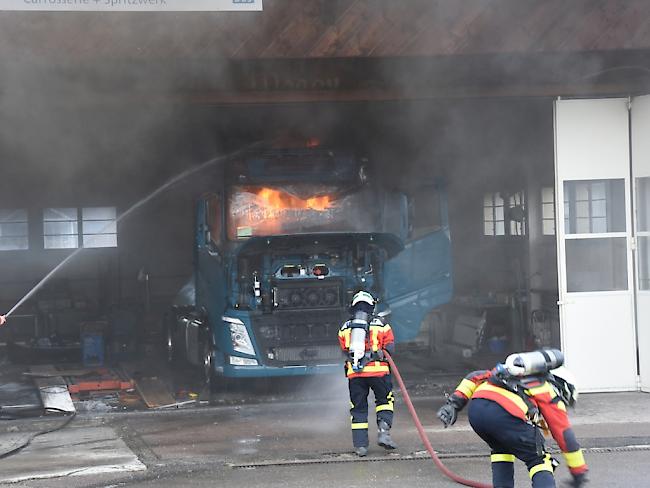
[1,351,649,487]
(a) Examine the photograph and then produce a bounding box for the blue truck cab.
[167,147,453,387]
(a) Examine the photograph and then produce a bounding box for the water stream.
[5,140,265,317]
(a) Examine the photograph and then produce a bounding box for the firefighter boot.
[355,446,368,457]
[377,420,397,449]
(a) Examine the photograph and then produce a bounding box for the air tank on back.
[504,349,564,377]
[349,311,370,371]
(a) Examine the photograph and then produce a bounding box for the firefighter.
[436,350,588,488]
[338,291,397,457]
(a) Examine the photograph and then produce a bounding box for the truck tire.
[202,340,217,391]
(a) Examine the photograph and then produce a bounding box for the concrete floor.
[1,382,649,487]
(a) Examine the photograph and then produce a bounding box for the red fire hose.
[384,350,492,488]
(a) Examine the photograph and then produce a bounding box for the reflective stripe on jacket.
[338,319,394,378]
[450,369,588,476]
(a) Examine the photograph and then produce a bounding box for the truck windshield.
[227,184,380,240]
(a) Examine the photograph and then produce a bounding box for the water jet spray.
[3,140,266,319]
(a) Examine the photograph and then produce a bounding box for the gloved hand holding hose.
[0,315,6,326]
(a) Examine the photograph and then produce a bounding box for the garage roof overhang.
[2,0,650,104]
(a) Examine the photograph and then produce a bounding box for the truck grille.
[251,309,346,367]
[273,279,342,310]
[271,345,342,363]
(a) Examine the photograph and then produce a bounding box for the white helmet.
[549,366,579,406]
[351,290,375,308]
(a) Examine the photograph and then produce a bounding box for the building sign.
[0,0,262,11]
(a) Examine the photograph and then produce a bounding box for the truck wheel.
[203,341,217,391]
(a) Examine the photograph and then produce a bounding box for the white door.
[555,98,638,392]
[632,95,650,392]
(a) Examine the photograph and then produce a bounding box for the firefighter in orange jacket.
[338,291,396,457]
[437,350,588,488]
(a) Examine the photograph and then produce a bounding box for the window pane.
[44,208,77,221]
[543,220,555,235]
[483,207,493,221]
[637,177,650,232]
[81,206,117,248]
[576,183,589,201]
[576,201,590,219]
[83,234,117,248]
[564,179,626,234]
[484,194,493,206]
[495,221,505,236]
[83,221,117,234]
[0,209,28,251]
[542,203,554,220]
[592,217,607,234]
[0,209,27,222]
[591,199,607,218]
[0,237,28,250]
[639,236,650,291]
[576,218,590,234]
[495,206,504,221]
[44,221,78,235]
[484,222,493,235]
[43,208,79,249]
[510,221,520,235]
[566,237,628,292]
[0,222,27,237]
[44,235,78,249]
[541,187,554,203]
[591,182,606,200]
[82,207,116,220]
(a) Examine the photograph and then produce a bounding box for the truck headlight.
[223,316,255,355]
[229,356,259,366]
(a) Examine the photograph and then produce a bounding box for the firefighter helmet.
[549,366,579,407]
[351,291,375,307]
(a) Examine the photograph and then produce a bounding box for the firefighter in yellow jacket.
[437,349,588,488]
[338,291,396,457]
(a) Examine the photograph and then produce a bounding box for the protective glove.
[373,349,385,361]
[564,473,588,487]
[437,403,458,428]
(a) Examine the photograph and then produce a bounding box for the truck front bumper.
[217,361,342,378]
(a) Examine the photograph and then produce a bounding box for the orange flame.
[256,187,331,211]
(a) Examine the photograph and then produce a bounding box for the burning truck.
[167,147,453,388]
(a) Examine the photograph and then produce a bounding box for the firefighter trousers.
[468,398,556,488]
[348,375,394,448]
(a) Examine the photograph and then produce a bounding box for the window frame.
[0,208,29,251]
[483,192,506,237]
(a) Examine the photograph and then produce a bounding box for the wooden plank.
[132,376,175,409]
[31,365,75,414]
[23,368,102,378]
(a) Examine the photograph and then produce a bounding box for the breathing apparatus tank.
[349,310,369,372]
[348,291,375,372]
[503,348,564,377]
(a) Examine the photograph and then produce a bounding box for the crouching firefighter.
[436,349,588,488]
[338,291,397,457]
